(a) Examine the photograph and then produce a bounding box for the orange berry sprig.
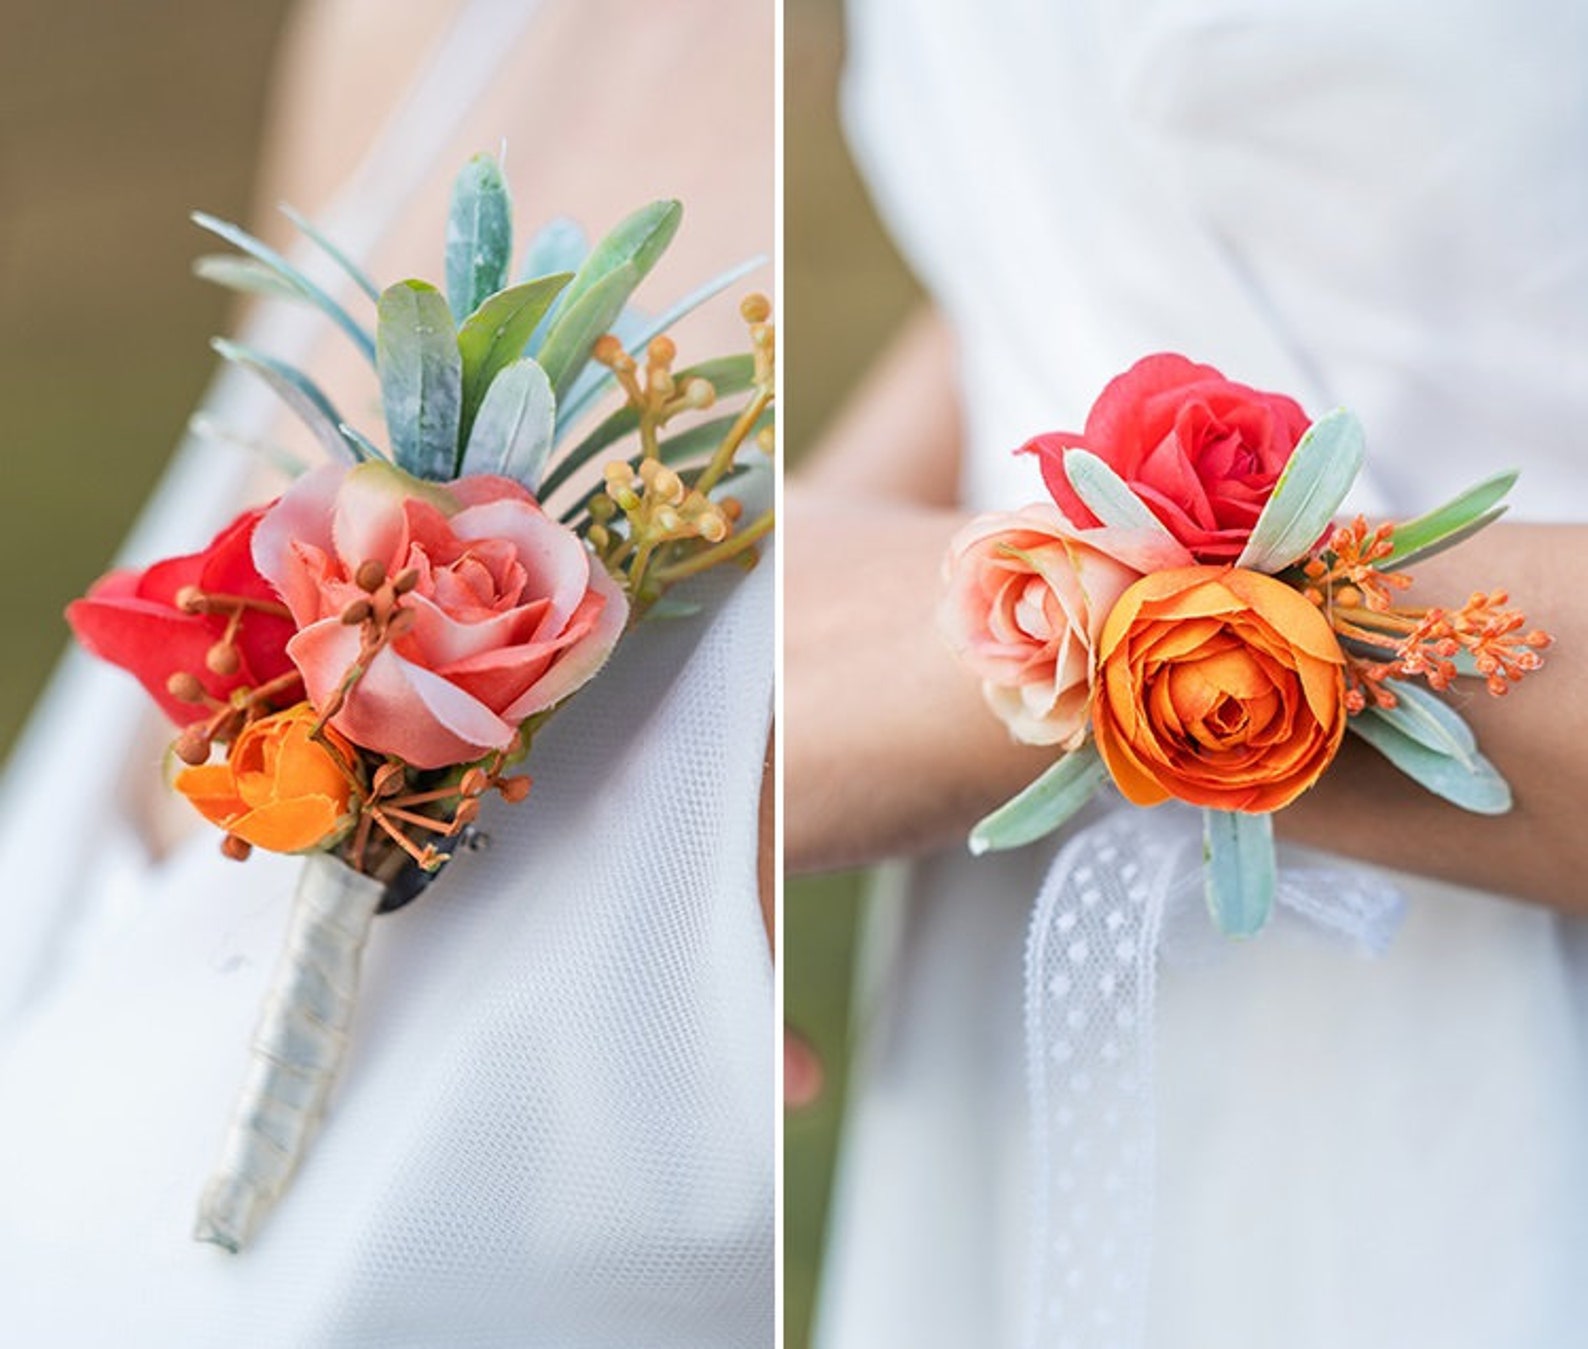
[1300,515,1552,712]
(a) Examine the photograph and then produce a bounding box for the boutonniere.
[66,152,775,1251]
[943,353,1547,932]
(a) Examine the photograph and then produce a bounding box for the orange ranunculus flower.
[175,703,355,852]
[1092,566,1347,813]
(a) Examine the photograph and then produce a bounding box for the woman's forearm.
[787,490,1588,908]
[787,307,1588,906]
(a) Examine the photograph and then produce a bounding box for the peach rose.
[939,505,1181,748]
[175,704,354,853]
[254,461,626,769]
[1092,566,1346,812]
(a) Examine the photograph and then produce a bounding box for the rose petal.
[501,560,628,721]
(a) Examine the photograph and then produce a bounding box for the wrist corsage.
[943,354,1548,935]
[66,152,775,1251]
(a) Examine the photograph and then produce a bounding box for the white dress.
[819,1,1588,1346]
[0,4,773,1344]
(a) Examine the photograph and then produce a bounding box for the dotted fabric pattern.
[1022,806,1403,1349]
[1024,812,1168,1349]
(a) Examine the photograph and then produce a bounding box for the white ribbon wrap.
[1022,805,1404,1348]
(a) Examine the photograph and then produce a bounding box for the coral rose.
[175,704,354,852]
[939,506,1178,748]
[253,460,627,769]
[1092,566,1346,812]
[66,506,297,724]
[1022,353,1311,563]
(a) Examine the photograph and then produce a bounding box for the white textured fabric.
[0,3,773,1342]
[820,1,1588,1346]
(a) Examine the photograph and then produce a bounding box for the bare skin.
[786,308,1588,912]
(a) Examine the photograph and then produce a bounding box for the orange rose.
[1092,566,1346,812]
[176,704,355,853]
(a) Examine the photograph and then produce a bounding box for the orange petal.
[232,796,344,853]
[174,764,247,830]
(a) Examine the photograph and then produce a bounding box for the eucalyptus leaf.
[646,598,704,620]
[211,337,359,464]
[1370,681,1479,766]
[1236,409,1365,573]
[536,200,682,400]
[191,211,376,363]
[188,412,311,479]
[519,216,588,283]
[376,280,463,480]
[1063,449,1178,538]
[559,199,681,317]
[337,423,388,463]
[1203,808,1276,937]
[536,262,640,403]
[1380,507,1508,571]
[456,274,571,441]
[278,203,381,302]
[193,255,303,302]
[554,254,767,431]
[968,746,1107,856]
[461,358,556,489]
[445,152,513,320]
[1380,470,1518,569]
[1350,711,1513,814]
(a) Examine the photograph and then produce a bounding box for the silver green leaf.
[191,211,376,363]
[461,358,556,490]
[1204,808,1276,938]
[376,280,463,480]
[211,338,360,464]
[188,412,311,479]
[337,423,388,463]
[192,255,303,302]
[559,199,681,315]
[520,216,588,283]
[1370,681,1479,766]
[445,152,513,320]
[1380,470,1518,570]
[1349,710,1512,814]
[968,746,1107,856]
[1062,449,1177,538]
[537,200,683,400]
[278,203,381,302]
[1235,409,1365,574]
[455,274,571,442]
[554,254,766,433]
[536,261,641,403]
[520,217,590,354]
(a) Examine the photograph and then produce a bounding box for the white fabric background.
[0,3,774,1343]
[820,0,1588,1345]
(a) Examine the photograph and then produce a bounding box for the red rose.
[1022,353,1311,563]
[66,507,298,725]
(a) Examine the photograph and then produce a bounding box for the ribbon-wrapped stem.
[193,852,385,1252]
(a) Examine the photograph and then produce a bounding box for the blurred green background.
[0,0,293,761]
[785,1,920,1344]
